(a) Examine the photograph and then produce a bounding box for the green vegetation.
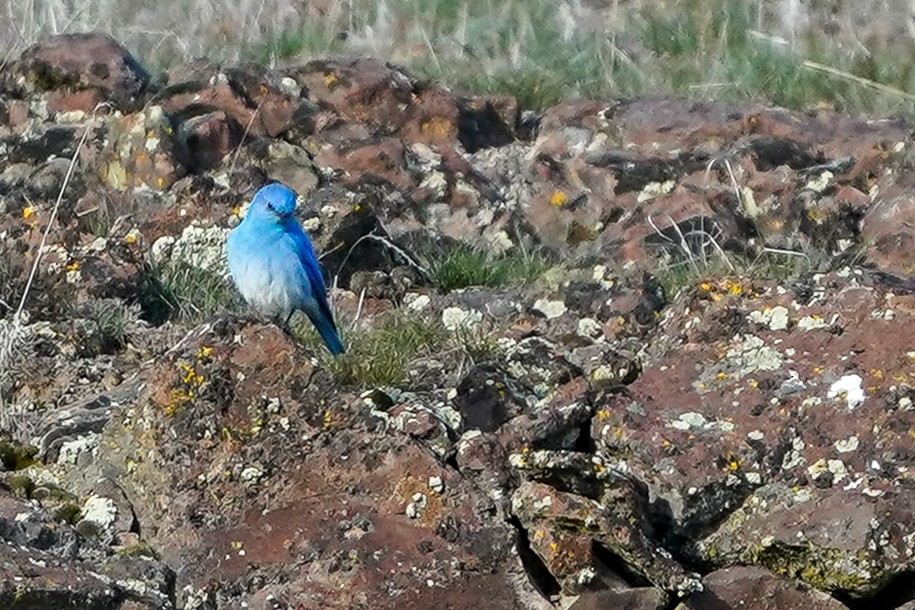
[139,261,243,325]
[424,243,550,291]
[655,249,817,300]
[76,298,132,355]
[0,437,38,470]
[300,313,446,387]
[7,0,915,116]
[294,308,502,387]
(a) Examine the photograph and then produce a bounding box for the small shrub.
[67,298,135,357]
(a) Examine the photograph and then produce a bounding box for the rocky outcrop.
[3,32,915,609]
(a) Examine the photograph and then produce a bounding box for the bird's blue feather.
[226,182,345,355]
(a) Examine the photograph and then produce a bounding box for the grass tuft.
[138,261,243,326]
[293,306,503,388]
[425,244,550,292]
[305,314,447,387]
[656,249,817,301]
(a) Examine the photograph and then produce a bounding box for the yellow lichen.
[420,117,454,139]
[550,190,568,208]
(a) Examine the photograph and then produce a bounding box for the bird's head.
[249,183,298,220]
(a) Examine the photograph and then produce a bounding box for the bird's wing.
[286,223,339,332]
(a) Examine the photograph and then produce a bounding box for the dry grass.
[4,0,915,116]
[0,102,107,438]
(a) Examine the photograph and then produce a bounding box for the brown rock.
[43,321,547,609]
[592,271,915,595]
[571,587,669,610]
[290,57,418,134]
[101,105,185,191]
[159,63,300,138]
[228,139,319,197]
[677,566,849,610]
[0,485,169,609]
[314,136,411,189]
[512,481,701,595]
[10,33,150,112]
[176,110,244,171]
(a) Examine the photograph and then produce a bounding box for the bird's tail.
[307,309,345,356]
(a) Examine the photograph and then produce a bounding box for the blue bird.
[226,183,345,355]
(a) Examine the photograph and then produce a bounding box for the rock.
[0,485,171,609]
[504,336,581,392]
[227,138,318,197]
[160,62,300,139]
[288,57,418,135]
[176,111,243,172]
[677,566,850,609]
[8,33,150,113]
[314,136,411,190]
[696,484,915,597]
[511,481,702,596]
[36,321,550,608]
[101,105,185,191]
[453,363,530,432]
[455,430,517,512]
[571,586,669,610]
[498,377,592,452]
[592,271,915,595]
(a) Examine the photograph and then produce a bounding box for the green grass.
[7,0,915,117]
[655,249,817,301]
[293,307,503,388]
[424,244,550,292]
[138,261,243,325]
[297,313,446,387]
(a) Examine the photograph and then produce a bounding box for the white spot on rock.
[827,374,865,410]
[637,180,675,202]
[428,476,444,493]
[748,306,789,331]
[577,317,602,338]
[805,171,833,193]
[533,299,567,320]
[441,307,482,330]
[533,495,553,511]
[80,495,118,530]
[405,293,431,312]
[405,492,428,519]
[834,436,859,454]
[797,315,827,331]
[240,466,264,484]
[57,433,101,465]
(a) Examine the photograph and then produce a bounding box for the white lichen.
[532,299,567,320]
[748,306,789,331]
[80,495,118,530]
[827,375,866,410]
[441,307,482,331]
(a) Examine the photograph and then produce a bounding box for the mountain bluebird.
[226,183,345,355]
